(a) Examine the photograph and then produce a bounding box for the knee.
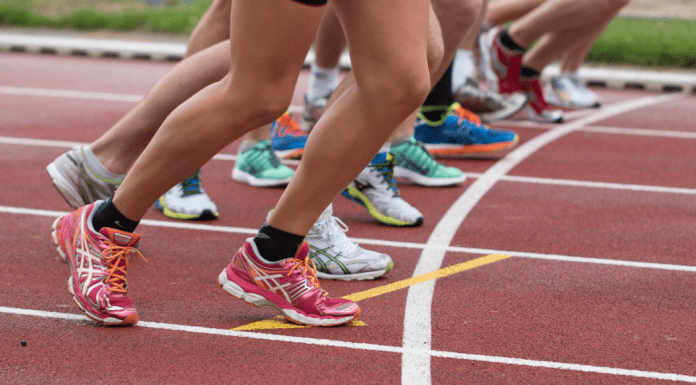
[219,79,290,129]
[363,67,431,117]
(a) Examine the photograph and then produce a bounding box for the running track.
[1,52,695,384]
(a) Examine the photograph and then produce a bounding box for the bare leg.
[313,3,346,69]
[269,0,431,235]
[485,0,545,27]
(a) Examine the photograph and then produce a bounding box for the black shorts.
[294,0,327,6]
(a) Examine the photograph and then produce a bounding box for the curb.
[2,32,695,93]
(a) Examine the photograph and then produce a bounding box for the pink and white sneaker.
[51,201,145,326]
[218,239,361,326]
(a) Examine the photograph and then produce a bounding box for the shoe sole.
[154,197,219,221]
[342,186,423,227]
[393,167,465,187]
[315,260,393,281]
[273,148,304,160]
[423,136,519,158]
[50,216,138,326]
[218,270,359,327]
[46,163,85,209]
[232,168,292,188]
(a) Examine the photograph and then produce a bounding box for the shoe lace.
[255,141,282,168]
[180,170,203,197]
[370,155,400,197]
[452,103,482,125]
[103,243,147,293]
[315,214,359,256]
[287,254,324,295]
[408,140,439,170]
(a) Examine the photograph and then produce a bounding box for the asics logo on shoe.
[240,250,312,304]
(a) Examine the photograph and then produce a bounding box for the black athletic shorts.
[294,0,327,6]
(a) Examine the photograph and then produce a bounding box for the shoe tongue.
[370,152,388,165]
[293,241,310,260]
[99,227,140,247]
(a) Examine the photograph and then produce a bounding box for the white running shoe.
[306,205,393,281]
[155,170,219,220]
[342,152,424,227]
[46,146,123,208]
[545,73,601,109]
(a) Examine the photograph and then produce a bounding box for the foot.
[390,137,465,186]
[155,170,219,220]
[479,27,524,94]
[342,152,424,227]
[270,112,308,159]
[51,201,145,326]
[46,146,123,208]
[232,140,294,187]
[306,205,393,281]
[520,77,564,123]
[301,92,331,132]
[545,73,601,109]
[218,239,360,326]
[453,78,527,123]
[414,103,519,157]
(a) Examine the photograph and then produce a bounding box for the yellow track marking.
[232,254,509,331]
[343,254,510,302]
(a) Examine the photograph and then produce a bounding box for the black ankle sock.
[520,65,541,79]
[253,223,305,262]
[92,196,140,233]
[499,29,525,52]
[421,106,450,122]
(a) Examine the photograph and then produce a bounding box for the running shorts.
[294,0,327,6]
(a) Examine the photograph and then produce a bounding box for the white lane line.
[462,173,696,195]
[2,137,693,193]
[401,92,687,385]
[583,125,696,139]
[2,204,695,273]
[0,86,303,113]
[1,306,694,383]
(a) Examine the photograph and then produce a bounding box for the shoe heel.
[51,217,67,263]
[218,270,266,306]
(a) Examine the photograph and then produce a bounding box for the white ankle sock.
[306,64,339,102]
[452,49,475,92]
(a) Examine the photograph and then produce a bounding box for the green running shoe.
[232,140,294,187]
[391,137,465,186]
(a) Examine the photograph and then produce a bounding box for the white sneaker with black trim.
[306,205,393,281]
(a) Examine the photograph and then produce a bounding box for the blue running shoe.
[270,112,308,159]
[414,103,519,157]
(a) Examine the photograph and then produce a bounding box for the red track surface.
[1,52,695,384]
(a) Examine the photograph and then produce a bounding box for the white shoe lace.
[310,214,361,258]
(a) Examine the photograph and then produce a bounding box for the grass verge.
[0,1,694,69]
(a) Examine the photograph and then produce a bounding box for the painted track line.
[4,204,695,273]
[1,306,694,383]
[0,85,303,113]
[401,92,687,385]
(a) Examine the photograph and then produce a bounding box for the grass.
[0,0,212,34]
[0,1,694,69]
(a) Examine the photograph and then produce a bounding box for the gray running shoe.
[454,78,527,123]
[301,93,330,132]
[46,146,122,208]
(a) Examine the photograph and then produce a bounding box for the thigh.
[331,0,430,88]
[226,0,324,98]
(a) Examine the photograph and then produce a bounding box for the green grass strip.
[0,3,695,70]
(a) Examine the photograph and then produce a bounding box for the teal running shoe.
[414,103,519,157]
[391,137,465,186]
[232,140,294,187]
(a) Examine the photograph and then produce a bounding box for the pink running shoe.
[218,239,361,326]
[519,77,564,124]
[51,201,145,326]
